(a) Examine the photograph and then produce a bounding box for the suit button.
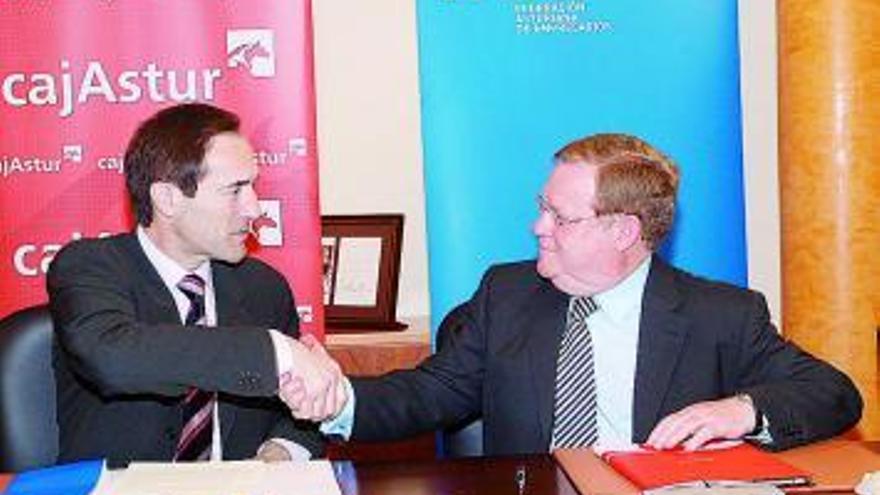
[165,427,177,440]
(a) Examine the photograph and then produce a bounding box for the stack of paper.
[91,460,341,495]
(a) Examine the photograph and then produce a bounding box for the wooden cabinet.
[326,326,431,377]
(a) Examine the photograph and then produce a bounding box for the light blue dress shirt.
[321,259,651,442]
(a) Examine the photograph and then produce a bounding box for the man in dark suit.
[306,133,861,454]
[48,103,342,466]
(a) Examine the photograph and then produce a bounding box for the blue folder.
[3,459,103,495]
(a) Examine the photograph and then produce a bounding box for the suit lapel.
[527,280,569,448]
[123,234,179,323]
[213,262,248,328]
[632,256,690,442]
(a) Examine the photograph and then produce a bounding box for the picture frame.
[321,214,407,333]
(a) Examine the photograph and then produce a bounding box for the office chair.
[436,303,484,458]
[0,305,58,471]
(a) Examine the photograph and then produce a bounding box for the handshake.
[277,334,348,422]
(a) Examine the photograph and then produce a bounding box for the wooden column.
[778,0,880,437]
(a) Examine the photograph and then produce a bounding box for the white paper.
[857,472,880,495]
[333,237,381,306]
[91,460,342,495]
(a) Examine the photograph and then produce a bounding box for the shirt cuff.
[267,329,293,390]
[747,414,774,444]
[320,377,355,440]
[258,438,312,461]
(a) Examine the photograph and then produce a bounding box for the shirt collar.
[136,226,212,292]
[591,256,651,324]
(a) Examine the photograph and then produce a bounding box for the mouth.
[537,239,555,252]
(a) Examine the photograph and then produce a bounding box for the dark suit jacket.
[47,233,322,466]
[351,257,862,454]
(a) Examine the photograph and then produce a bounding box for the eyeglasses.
[536,195,598,228]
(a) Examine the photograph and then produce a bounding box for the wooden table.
[333,442,880,495]
[335,454,578,495]
[554,440,880,494]
[1,441,877,494]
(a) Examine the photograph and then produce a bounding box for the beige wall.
[312,2,429,319]
[739,0,781,322]
[313,1,781,324]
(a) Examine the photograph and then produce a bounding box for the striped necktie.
[174,273,214,461]
[551,296,600,449]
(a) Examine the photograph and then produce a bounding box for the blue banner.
[417,0,746,333]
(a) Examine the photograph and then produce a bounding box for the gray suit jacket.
[351,256,862,454]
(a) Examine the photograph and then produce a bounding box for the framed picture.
[321,214,407,333]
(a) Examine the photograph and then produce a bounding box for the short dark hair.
[554,133,679,250]
[124,103,241,226]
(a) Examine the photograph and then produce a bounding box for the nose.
[533,210,554,237]
[240,186,261,220]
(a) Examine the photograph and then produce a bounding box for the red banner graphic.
[0,1,325,337]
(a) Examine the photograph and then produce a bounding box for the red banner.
[0,1,325,337]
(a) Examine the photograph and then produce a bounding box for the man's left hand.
[645,395,756,451]
[255,440,292,462]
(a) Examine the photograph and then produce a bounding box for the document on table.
[90,460,342,495]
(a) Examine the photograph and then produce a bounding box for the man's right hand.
[277,335,348,421]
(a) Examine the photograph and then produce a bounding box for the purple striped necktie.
[174,273,214,461]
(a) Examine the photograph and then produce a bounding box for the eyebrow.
[219,178,254,191]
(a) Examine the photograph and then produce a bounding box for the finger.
[322,368,342,417]
[279,376,305,399]
[313,342,331,359]
[295,392,315,419]
[682,423,722,452]
[279,377,305,407]
[335,380,348,414]
[321,375,338,419]
[281,388,306,411]
[298,371,329,420]
[649,409,701,450]
[647,411,685,448]
[300,333,319,350]
[681,425,715,452]
[309,390,328,421]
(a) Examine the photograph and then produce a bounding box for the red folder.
[0,473,13,492]
[600,443,812,490]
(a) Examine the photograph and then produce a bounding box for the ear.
[149,182,185,220]
[613,214,644,251]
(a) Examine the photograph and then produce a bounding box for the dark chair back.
[0,305,58,471]
[436,304,484,458]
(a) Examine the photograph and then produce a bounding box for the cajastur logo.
[296,305,313,324]
[13,231,111,277]
[62,144,83,163]
[255,199,283,247]
[227,29,275,78]
[289,137,308,157]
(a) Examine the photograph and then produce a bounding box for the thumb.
[299,333,320,350]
